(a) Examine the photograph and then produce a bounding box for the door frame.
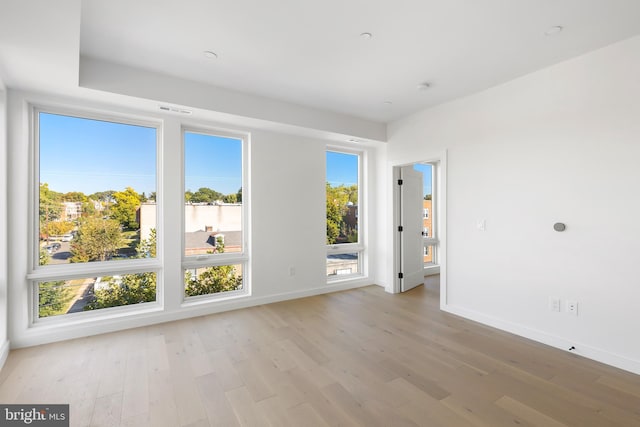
[391,151,447,307]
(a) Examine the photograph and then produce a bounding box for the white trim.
[390,151,447,298]
[325,146,367,282]
[180,125,250,303]
[442,303,640,375]
[10,279,375,349]
[28,105,163,325]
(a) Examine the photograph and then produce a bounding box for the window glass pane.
[424,245,435,264]
[326,151,358,245]
[38,272,157,318]
[38,112,157,265]
[184,264,243,297]
[327,253,360,277]
[184,132,243,256]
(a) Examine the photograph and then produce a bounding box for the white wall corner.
[442,303,640,376]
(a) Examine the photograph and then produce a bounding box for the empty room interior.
[1,1,640,426]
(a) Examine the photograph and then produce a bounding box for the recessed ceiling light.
[383,101,393,106]
[417,82,431,91]
[544,26,563,36]
[348,138,360,143]
[203,50,218,59]
[360,32,373,39]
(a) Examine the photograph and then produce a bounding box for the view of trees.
[70,217,125,263]
[85,230,157,310]
[38,181,244,317]
[326,183,358,245]
[185,237,243,297]
[185,187,242,204]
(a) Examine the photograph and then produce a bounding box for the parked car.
[61,234,74,242]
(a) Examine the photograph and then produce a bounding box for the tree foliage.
[45,221,75,237]
[184,238,242,297]
[189,187,224,203]
[62,191,88,202]
[39,280,74,318]
[39,183,63,231]
[84,273,156,310]
[326,183,358,244]
[70,217,125,263]
[37,251,74,317]
[111,187,142,230]
[85,229,157,310]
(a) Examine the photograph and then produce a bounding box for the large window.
[182,129,247,299]
[32,109,159,318]
[326,149,363,279]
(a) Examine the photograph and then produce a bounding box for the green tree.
[326,183,348,244]
[184,237,242,297]
[39,280,73,317]
[39,183,63,235]
[45,220,74,237]
[223,193,237,203]
[90,190,115,215]
[85,229,157,311]
[424,194,432,200]
[38,249,73,317]
[62,191,88,202]
[191,187,223,203]
[185,190,193,203]
[236,187,242,203]
[70,217,126,263]
[111,187,142,230]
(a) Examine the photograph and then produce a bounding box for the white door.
[400,166,424,292]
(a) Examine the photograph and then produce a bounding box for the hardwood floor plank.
[1,280,639,427]
[495,395,568,427]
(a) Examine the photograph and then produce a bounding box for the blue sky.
[184,132,242,194]
[413,163,433,197]
[41,113,362,196]
[39,113,157,195]
[326,151,358,186]
[39,113,243,196]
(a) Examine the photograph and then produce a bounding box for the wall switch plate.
[548,297,561,312]
[566,300,578,315]
[288,266,295,277]
[476,219,486,231]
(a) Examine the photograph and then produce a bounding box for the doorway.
[393,155,446,299]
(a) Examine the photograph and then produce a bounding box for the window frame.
[26,104,163,325]
[326,147,365,282]
[181,125,250,302]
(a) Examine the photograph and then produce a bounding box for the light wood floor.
[1,279,640,427]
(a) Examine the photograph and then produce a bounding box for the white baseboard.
[11,279,374,348]
[442,304,640,376]
[0,340,9,371]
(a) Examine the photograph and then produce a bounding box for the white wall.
[0,77,8,367]
[6,89,378,348]
[385,35,640,374]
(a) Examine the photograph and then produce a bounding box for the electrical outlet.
[288,266,295,277]
[476,219,486,231]
[566,300,578,315]
[548,297,561,312]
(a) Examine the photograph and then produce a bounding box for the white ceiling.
[2,0,640,126]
